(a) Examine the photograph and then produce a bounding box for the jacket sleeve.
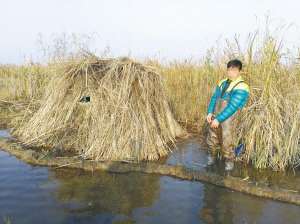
[207,86,221,114]
[215,89,249,123]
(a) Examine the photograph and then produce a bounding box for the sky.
[0,0,300,64]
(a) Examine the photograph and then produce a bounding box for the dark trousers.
[206,100,238,160]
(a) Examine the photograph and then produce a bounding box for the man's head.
[227,59,242,80]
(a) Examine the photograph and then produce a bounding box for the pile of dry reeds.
[12,54,185,161]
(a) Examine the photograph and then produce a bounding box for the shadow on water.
[0,129,300,223]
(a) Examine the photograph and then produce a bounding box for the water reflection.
[51,169,160,216]
[199,183,300,224]
[49,168,204,224]
[1,130,300,224]
[49,167,300,224]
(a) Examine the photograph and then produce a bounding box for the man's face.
[227,66,240,79]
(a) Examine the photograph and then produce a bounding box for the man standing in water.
[206,59,249,171]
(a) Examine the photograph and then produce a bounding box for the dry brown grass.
[0,64,48,101]
[2,33,300,170]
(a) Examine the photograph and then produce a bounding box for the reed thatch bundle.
[13,55,185,161]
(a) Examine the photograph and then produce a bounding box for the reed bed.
[1,35,300,170]
[11,54,184,161]
[0,64,48,101]
[0,64,49,126]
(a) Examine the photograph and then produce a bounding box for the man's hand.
[210,119,220,129]
[206,113,214,123]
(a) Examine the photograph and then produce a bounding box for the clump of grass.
[237,38,300,170]
[12,54,185,161]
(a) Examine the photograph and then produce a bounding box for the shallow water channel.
[0,129,300,224]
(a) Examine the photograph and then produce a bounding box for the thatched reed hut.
[13,55,185,161]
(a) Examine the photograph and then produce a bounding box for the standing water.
[0,130,300,224]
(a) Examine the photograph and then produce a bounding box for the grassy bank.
[1,34,300,170]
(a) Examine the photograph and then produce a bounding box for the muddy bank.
[0,138,300,206]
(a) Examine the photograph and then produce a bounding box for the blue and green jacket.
[207,76,250,123]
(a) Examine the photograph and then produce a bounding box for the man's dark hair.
[227,59,242,71]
